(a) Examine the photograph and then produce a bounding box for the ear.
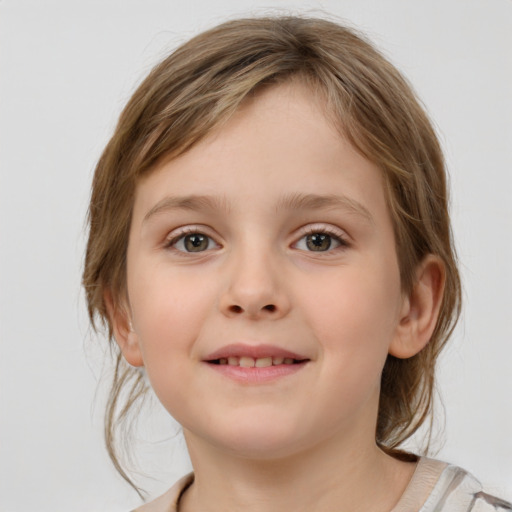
[389,255,446,359]
[104,289,144,367]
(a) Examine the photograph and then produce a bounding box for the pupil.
[307,233,331,251]
[185,234,208,252]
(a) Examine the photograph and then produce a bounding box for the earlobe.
[104,290,144,367]
[389,255,446,359]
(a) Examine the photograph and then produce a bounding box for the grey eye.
[305,233,333,251]
[174,233,214,252]
[294,231,344,252]
[185,234,209,252]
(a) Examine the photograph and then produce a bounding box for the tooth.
[239,356,255,368]
[272,357,284,365]
[283,358,294,365]
[228,357,239,366]
[255,357,272,368]
[219,358,228,365]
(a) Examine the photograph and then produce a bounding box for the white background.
[1,1,511,510]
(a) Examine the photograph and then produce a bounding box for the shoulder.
[421,460,512,512]
[131,473,194,512]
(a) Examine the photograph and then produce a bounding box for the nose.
[219,248,291,320]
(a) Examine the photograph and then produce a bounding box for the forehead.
[133,81,388,225]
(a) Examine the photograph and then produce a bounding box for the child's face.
[121,82,411,459]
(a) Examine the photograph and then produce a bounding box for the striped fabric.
[420,463,512,512]
[131,458,512,511]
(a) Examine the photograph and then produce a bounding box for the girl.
[82,15,512,512]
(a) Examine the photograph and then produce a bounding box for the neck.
[179,430,415,512]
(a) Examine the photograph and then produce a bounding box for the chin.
[199,417,315,461]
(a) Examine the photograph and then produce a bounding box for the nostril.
[226,304,277,315]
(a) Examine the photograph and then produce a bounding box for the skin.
[110,81,444,512]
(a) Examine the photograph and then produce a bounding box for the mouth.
[208,356,308,368]
[204,343,309,365]
[203,344,310,382]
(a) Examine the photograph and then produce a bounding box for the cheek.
[306,265,400,332]
[299,262,402,372]
[131,261,215,328]
[129,285,209,418]
[128,265,216,376]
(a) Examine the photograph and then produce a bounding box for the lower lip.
[205,361,308,383]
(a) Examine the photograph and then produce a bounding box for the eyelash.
[293,225,350,254]
[164,225,350,254]
[165,227,219,254]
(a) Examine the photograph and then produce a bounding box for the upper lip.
[204,344,308,361]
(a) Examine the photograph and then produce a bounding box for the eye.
[169,232,218,253]
[294,228,347,252]
[305,233,336,251]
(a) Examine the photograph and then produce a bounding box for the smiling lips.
[205,343,308,364]
[213,356,298,367]
[204,344,309,383]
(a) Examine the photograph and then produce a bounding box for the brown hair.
[83,15,461,493]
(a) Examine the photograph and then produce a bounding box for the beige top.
[133,457,512,512]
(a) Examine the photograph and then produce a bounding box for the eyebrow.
[276,192,374,224]
[143,194,231,222]
[143,192,373,224]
